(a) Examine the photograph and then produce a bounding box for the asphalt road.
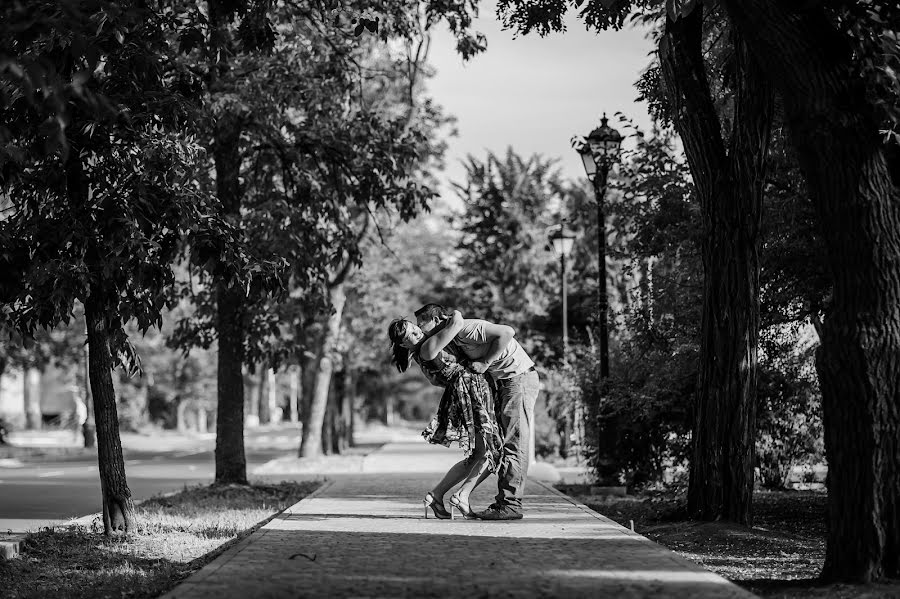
[0,439,294,532]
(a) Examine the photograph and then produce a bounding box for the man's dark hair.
[415,303,452,322]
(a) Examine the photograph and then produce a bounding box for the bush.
[756,326,824,489]
[567,338,694,490]
[535,366,580,459]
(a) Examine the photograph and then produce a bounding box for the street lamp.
[549,221,577,359]
[571,112,624,490]
[571,112,623,379]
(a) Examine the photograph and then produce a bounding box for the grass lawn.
[558,485,900,598]
[0,480,320,599]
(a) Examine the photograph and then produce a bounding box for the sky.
[425,2,657,205]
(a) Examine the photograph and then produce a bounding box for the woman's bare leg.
[430,459,470,503]
[455,435,491,504]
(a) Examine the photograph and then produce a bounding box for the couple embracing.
[388,304,540,520]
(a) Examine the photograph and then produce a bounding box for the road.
[0,429,300,532]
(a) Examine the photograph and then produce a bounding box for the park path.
[162,441,755,599]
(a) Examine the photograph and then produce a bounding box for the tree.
[581,123,699,486]
[342,215,459,434]
[0,0,245,533]
[452,149,564,359]
[718,0,900,582]
[658,3,773,525]
[297,2,485,459]
[496,0,773,524]
[171,0,369,481]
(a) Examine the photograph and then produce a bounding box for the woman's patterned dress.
[416,343,505,473]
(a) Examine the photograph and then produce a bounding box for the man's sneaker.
[476,504,523,520]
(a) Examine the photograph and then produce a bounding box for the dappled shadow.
[169,529,752,598]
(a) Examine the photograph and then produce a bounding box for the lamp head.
[549,223,577,257]
[574,112,624,179]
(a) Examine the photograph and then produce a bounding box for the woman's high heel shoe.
[423,492,451,519]
[449,493,477,520]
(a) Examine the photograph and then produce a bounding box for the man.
[415,303,540,520]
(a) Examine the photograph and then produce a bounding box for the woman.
[388,310,503,520]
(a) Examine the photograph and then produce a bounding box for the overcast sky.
[425,2,657,204]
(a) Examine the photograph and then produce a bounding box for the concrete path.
[163,441,755,599]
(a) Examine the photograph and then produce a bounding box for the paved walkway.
[163,442,755,599]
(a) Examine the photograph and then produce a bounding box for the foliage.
[756,329,824,490]
[536,365,580,458]
[565,124,697,486]
[342,215,458,421]
[566,118,829,488]
[828,2,900,144]
[575,333,695,489]
[759,127,830,329]
[168,4,447,370]
[450,148,567,363]
[0,0,268,371]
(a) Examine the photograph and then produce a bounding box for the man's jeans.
[493,369,540,511]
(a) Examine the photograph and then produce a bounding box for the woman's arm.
[420,310,464,360]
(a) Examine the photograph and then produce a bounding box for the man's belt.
[495,366,536,386]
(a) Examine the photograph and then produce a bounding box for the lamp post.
[571,112,624,490]
[571,112,623,379]
[549,222,577,360]
[549,221,577,460]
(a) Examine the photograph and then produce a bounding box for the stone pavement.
[163,441,756,599]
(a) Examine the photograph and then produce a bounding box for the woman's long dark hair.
[388,319,412,373]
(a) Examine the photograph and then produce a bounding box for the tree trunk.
[720,0,900,581]
[329,369,350,454]
[65,149,130,532]
[213,117,248,485]
[322,396,336,455]
[384,395,395,427]
[299,282,346,458]
[267,368,279,423]
[23,368,42,430]
[82,342,95,448]
[84,294,136,535]
[256,364,269,425]
[342,368,355,449]
[289,365,301,424]
[660,8,772,525]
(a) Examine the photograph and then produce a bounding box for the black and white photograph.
[1,0,898,597]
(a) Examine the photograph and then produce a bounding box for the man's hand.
[468,361,489,374]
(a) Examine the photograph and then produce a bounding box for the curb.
[532,479,649,540]
[160,479,332,598]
